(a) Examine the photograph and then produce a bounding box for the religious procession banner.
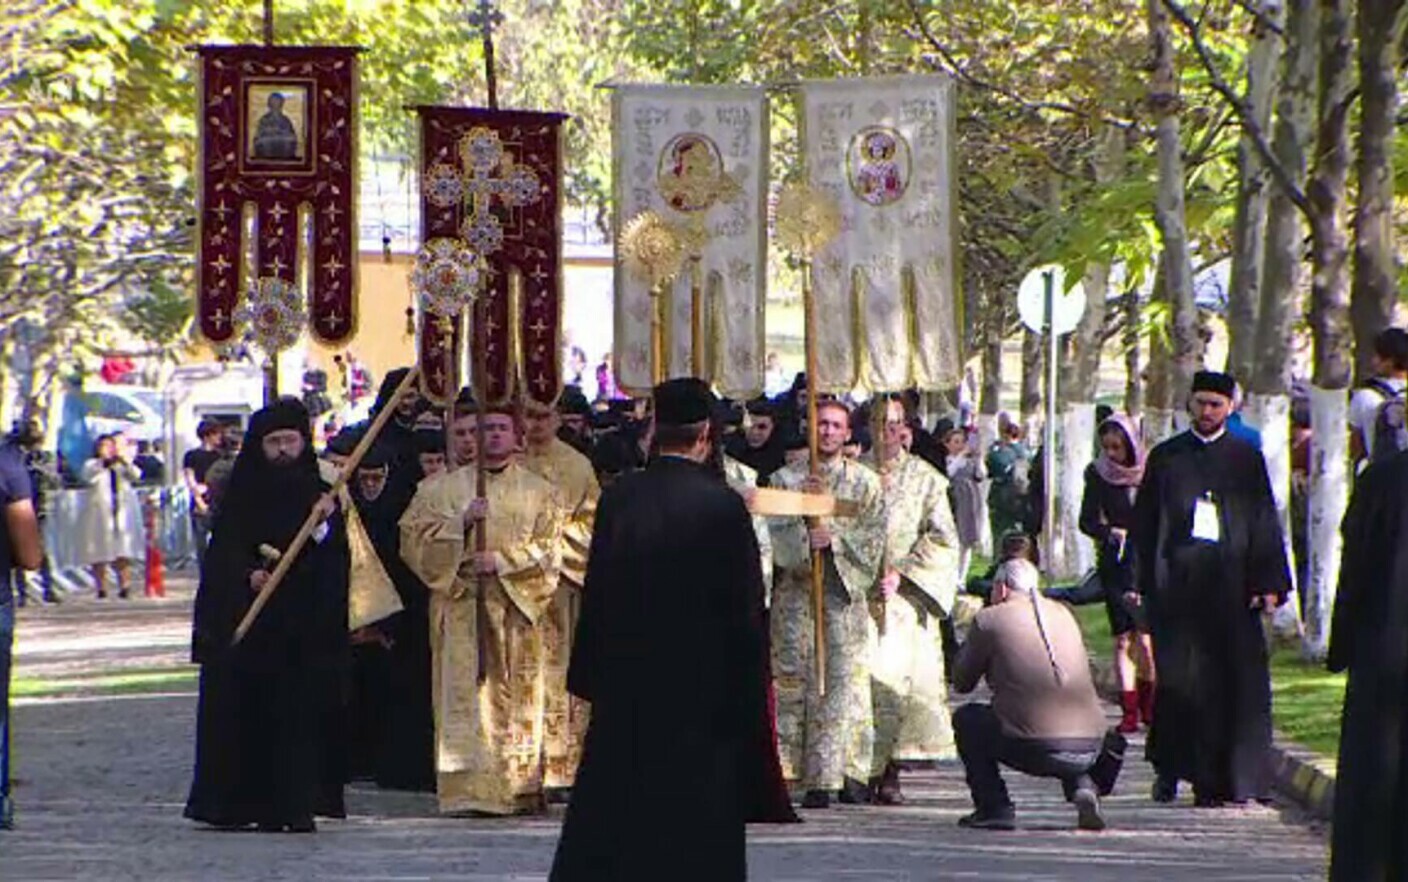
[611,84,769,397]
[196,46,360,347]
[415,107,568,405]
[797,74,961,393]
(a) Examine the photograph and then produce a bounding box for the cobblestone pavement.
[3,577,1329,881]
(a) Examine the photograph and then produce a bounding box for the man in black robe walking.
[1132,371,1290,807]
[1327,447,1408,881]
[550,378,771,882]
[185,399,350,832]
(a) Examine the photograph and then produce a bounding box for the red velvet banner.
[416,107,566,405]
[196,45,359,347]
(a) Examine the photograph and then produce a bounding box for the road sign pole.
[1044,269,1058,574]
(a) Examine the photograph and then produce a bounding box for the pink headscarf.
[1094,414,1146,487]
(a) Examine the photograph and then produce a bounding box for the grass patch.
[13,667,198,698]
[1269,649,1345,759]
[1068,605,1346,759]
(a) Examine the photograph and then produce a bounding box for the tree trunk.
[1350,0,1407,380]
[1020,327,1042,443]
[1302,0,1355,660]
[1226,0,1285,380]
[1247,0,1318,621]
[977,302,1005,556]
[1148,0,1199,426]
[1123,283,1143,418]
[1144,254,1176,441]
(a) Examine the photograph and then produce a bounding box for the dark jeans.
[2,590,14,827]
[191,513,212,570]
[954,703,1100,815]
[9,556,54,604]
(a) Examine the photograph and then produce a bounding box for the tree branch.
[1159,0,1312,216]
[902,0,1141,132]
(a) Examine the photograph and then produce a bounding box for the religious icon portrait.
[847,126,910,207]
[657,133,726,213]
[244,82,311,169]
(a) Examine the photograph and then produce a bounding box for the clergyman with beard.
[1132,371,1290,807]
[184,399,351,833]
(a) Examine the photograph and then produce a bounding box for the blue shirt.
[0,444,34,604]
[1227,413,1264,451]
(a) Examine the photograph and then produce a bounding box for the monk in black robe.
[1133,371,1290,807]
[348,443,435,792]
[1327,450,1408,881]
[550,379,770,882]
[185,399,350,832]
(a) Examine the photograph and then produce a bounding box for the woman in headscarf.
[185,398,350,833]
[1078,413,1154,734]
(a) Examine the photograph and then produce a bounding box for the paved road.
[3,579,1329,881]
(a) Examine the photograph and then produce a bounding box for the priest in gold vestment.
[400,401,565,815]
[866,396,960,805]
[521,399,599,790]
[767,399,886,808]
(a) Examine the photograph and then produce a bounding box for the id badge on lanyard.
[1191,491,1221,544]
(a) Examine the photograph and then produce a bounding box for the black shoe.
[96,589,107,600]
[872,763,904,805]
[1152,776,1178,803]
[957,809,1016,830]
[1193,793,1225,809]
[287,818,317,833]
[118,587,130,600]
[801,789,831,809]
[1073,788,1106,831]
[838,778,870,805]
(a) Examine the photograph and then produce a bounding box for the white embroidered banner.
[798,75,961,393]
[612,84,768,397]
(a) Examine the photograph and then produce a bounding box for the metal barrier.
[41,486,196,587]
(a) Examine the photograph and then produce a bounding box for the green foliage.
[121,279,194,353]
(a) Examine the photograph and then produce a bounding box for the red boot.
[1118,691,1140,734]
[1137,680,1156,728]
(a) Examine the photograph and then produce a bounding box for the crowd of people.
[0,333,1405,879]
[168,365,1289,848]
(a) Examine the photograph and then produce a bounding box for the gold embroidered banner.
[611,84,769,396]
[196,45,359,347]
[797,75,961,393]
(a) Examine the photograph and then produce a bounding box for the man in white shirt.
[1349,327,1408,466]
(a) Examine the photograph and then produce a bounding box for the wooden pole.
[802,261,826,696]
[233,366,421,644]
[472,289,490,684]
[262,0,274,45]
[263,358,279,405]
[651,284,666,385]
[689,256,704,378]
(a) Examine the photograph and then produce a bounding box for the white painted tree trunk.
[1303,386,1349,659]
[1143,408,1176,445]
[1243,392,1302,631]
[1053,403,1096,579]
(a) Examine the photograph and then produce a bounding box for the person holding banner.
[399,397,565,816]
[767,398,886,809]
[867,395,961,805]
[521,398,600,794]
[185,399,350,833]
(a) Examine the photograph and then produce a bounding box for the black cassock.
[550,456,770,882]
[1133,430,1290,802]
[1328,453,1408,882]
[352,475,435,792]
[185,427,350,829]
